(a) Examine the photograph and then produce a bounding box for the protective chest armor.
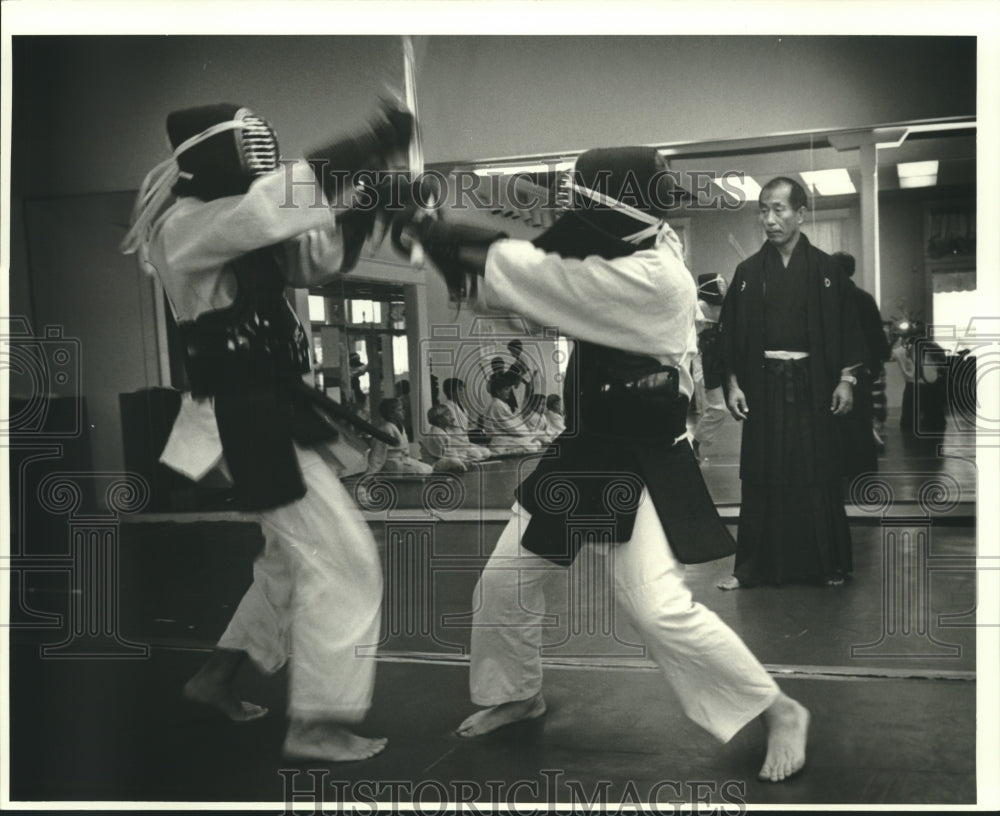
[178,246,311,398]
[565,341,687,439]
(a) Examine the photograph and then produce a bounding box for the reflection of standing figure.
[348,351,368,404]
[507,338,537,413]
[395,379,414,441]
[832,252,891,469]
[891,334,917,436]
[892,330,948,437]
[692,273,730,461]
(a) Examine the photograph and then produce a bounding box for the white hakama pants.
[469,489,779,743]
[218,446,383,724]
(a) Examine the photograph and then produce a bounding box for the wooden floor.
[4,410,986,809]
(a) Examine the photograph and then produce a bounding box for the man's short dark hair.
[760,176,809,211]
[488,376,511,398]
[831,251,856,277]
[427,404,452,428]
[443,377,463,399]
[379,397,401,421]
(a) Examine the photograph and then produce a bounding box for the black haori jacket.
[718,235,867,481]
[516,341,735,568]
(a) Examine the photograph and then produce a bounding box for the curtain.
[932,270,977,294]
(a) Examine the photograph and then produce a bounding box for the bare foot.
[759,694,810,782]
[717,576,741,591]
[456,693,546,738]
[282,720,387,762]
[183,675,268,723]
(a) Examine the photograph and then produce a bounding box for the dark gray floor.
[5,410,982,808]
[7,637,975,807]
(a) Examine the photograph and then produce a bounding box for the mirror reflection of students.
[544,393,566,436]
[366,397,432,475]
[440,377,471,435]
[482,376,543,455]
[422,404,491,472]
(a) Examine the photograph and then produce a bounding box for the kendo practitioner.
[395,147,810,782]
[121,101,413,761]
[717,177,867,591]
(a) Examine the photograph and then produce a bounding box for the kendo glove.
[336,172,443,275]
[392,215,507,302]
[307,99,415,203]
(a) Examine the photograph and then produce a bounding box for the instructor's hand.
[726,386,749,421]
[830,381,854,416]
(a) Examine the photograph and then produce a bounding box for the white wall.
[11,35,976,198]
[20,193,162,473]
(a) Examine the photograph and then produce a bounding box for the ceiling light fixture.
[799,168,856,196]
[712,172,762,202]
[897,160,939,189]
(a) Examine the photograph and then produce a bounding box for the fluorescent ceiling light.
[711,173,762,202]
[897,160,939,177]
[899,176,938,189]
[472,161,573,177]
[897,160,939,189]
[799,169,856,196]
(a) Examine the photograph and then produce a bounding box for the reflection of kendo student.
[348,351,368,403]
[482,372,542,455]
[440,377,471,434]
[544,393,566,436]
[486,356,517,412]
[120,100,413,762]
[366,397,432,474]
[422,404,491,472]
[522,392,559,444]
[691,273,729,460]
[394,145,809,783]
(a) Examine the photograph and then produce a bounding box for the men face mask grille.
[239,113,279,177]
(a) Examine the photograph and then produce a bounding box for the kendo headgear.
[121,104,279,255]
[697,273,727,305]
[166,104,279,200]
[533,147,681,261]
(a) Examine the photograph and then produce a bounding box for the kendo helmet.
[533,146,683,261]
[697,273,728,305]
[166,104,279,200]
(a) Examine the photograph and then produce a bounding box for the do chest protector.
[179,247,312,398]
